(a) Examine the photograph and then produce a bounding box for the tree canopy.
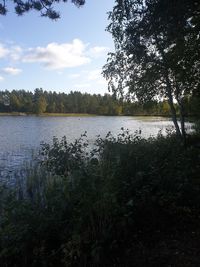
[0,0,85,19]
[4,88,200,116]
[103,0,200,140]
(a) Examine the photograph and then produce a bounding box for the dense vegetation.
[0,88,199,116]
[0,129,200,266]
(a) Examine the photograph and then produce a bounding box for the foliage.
[0,167,71,267]
[1,88,198,116]
[0,0,85,19]
[34,89,48,114]
[0,131,200,266]
[103,0,200,140]
[40,132,88,175]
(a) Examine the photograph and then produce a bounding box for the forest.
[0,88,199,117]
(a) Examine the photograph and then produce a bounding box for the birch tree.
[103,0,200,142]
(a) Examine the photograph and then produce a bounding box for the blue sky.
[0,0,115,94]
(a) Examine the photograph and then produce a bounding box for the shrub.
[0,130,200,266]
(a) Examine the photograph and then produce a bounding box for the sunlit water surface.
[0,115,192,182]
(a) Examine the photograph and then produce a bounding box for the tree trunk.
[179,101,186,146]
[164,71,182,138]
[167,94,182,138]
[174,82,187,145]
[177,99,186,146]
[154,35,182,139]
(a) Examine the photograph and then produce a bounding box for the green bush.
[0,130,200,266]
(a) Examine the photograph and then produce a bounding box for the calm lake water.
[0,115,192,181]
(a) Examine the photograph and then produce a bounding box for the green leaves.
[103,0,200,139]
[0,3,7,15]
[0,0,85,19]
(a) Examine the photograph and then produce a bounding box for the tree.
[0,0,85,19]
[103,0,200,142]
[35,95,47,114]
[33,88,47,114]
[10,92,21,111]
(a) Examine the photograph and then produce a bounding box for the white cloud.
[0,43,22,61]
[23,39,91,70]
[75,83,91,88]
[69,73,81,79]
[2,67,22,75]
[71,69,107,91]
[0,44,9,58]
[57,71,63,75]
[87,69,107,85]
[0,40,110,77]
[10,46,23,61]
[87,69,102,81]
[88,46,109,58]
[0,76,4,81]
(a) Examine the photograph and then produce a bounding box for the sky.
[0,0,115,94]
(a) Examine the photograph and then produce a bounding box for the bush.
[0,130,200,266]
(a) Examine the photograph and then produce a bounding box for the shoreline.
[0,112,97,117]
[0,112,197,121]
[0,112,171,117]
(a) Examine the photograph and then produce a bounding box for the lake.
[0,115,192,182]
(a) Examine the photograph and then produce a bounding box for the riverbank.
[0,112,28,116]
[0,112,198,123]
[40,112,97,117]
[0,112,97,117]
[0,111,190,119]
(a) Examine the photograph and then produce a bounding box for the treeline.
[0,88,199,116]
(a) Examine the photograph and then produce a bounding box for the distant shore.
[0,112,170,117]
[0,112,196,121]
[0,112,97,117]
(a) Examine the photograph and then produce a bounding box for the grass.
[0,112,172,118]
[0,112,27,116]
[0,112,97,117]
